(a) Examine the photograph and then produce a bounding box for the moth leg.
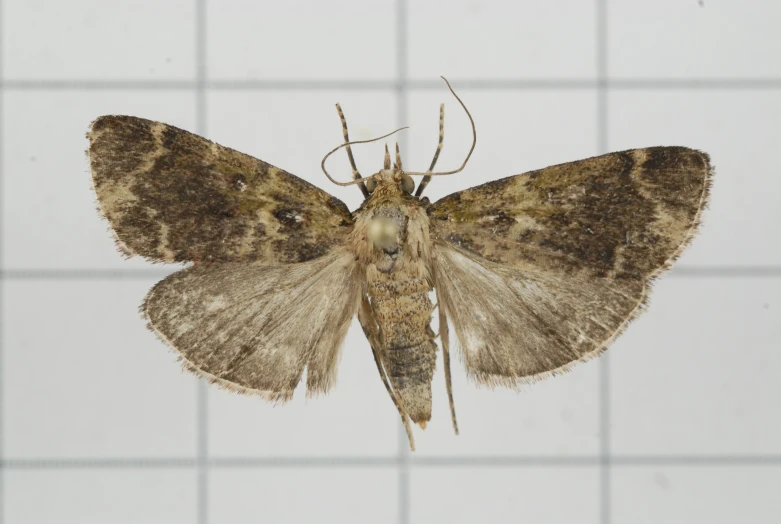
[437,292,459,435]
[414,103,444,198]
[357,294,416,451]
[335,103,370,198]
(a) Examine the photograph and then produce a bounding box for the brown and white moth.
[88,78,712,450]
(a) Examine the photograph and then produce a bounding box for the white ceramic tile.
[207,324,399,457]
[207,0,396,80]
[609,90,781,266]
[410,467,599,524]
[413,342,600,456]
[4,469,197,524]
[408,0,597,80]
[210,468,397,524]
[610,277,781,454]
[207,88,398,213]
[609,0,781,78]
[3,0,196,80]
[3,279,197,458]
[407,89,599,205]
[1,90,196,270]
[613,466,781,524]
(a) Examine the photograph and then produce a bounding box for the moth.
[88,78,712,450]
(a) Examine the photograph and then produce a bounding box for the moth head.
[365,168,414,196]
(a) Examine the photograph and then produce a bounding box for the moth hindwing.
[88,92,711,451]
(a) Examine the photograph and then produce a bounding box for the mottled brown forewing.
[89,115,353,264]
[430,147,711,279]
[429,147,712,386]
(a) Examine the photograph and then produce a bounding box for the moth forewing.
[88,115,353,266]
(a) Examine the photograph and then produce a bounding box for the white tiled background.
[1,1,780,523]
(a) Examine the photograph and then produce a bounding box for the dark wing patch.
[429,147,712,279]
[89,115,353,264]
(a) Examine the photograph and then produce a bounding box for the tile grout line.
[596,1,610,524]
[195,1,208,523]
[0,0,4,521]
[3,454,781,469]
[396,2,410,524]
[3,78,781,90]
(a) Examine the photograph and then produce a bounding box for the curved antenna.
[404,76,476,178]
[335,103,369,197]
[414,103,445,197]
[321,127,409,186]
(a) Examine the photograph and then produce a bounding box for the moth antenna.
[321,127,409,186]
[335,103,369,198]
[384,143,391,170]
[415,102,445,197]
[404,76,476,178]
[394,142,402,170]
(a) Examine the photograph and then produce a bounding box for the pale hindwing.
[433,244,645,387]
[144,250,361,401]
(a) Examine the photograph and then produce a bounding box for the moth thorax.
[368,217,400,249]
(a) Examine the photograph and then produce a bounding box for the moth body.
[351,170,437,427]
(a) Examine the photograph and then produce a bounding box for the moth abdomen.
[369,279,437,427]
[385,340,437,426]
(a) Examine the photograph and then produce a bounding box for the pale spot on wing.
[92,122,168,245]
[464,331,484,357]
[157,223,176,261]
[174,322,194,338]
[513,214,542,230]
[205,296,228,312]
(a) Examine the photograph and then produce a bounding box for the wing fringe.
[140,276,296,404]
